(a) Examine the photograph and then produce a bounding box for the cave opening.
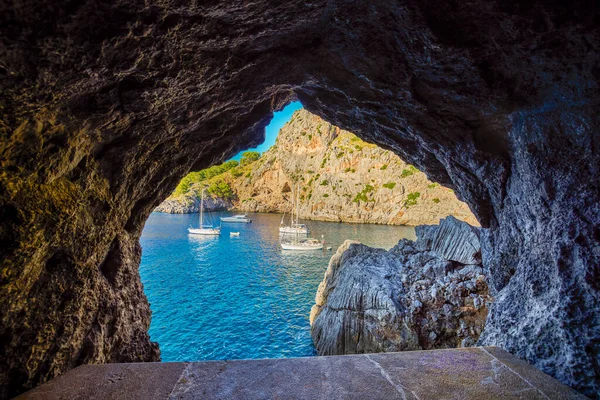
[1,1,598,398]
[140,99,483,365]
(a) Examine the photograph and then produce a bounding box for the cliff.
[310,216,490,355]
[158,109,477,226]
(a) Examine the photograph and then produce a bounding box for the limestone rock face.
[1,0,599,397]
[155,194,231,214]
[431,216,482,265]
[310,220,490,355]
[160,109,478,226]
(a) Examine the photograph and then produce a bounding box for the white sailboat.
[280,185,323,251]
[188,189,221,236]
[279,185,309,235]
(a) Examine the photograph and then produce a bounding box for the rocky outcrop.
[310,219,490,356]
[160,109,478,226]
[1,0,598,397]
[155,194,231,214]
[430,216,482,265]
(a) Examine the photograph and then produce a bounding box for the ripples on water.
[139,212,416,362]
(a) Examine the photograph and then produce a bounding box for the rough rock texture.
[1,0,599,397]
[160,109,477,226]
[431,216,482,265]
[155,194,230,214]
[310,220,490,356]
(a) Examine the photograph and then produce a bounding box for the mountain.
[156,109,476,226]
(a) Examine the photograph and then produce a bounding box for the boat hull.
[279,227,309,234]
[280,242,323,251]
[220,218,251,223]
[188,228,221,235]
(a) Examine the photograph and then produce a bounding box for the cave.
[1,0,599,398]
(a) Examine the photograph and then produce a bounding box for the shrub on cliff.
[174,160,239,195]
[404,192,421,207]
[208,180,234,200]
[240,151,261,166]
[401,165,418,178]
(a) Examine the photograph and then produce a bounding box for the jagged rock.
[310,224,491,356]
[158,109,478,227]
[1,0,599,397]
[431,216,482,265]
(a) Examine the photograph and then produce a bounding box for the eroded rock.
[310,220,491,356]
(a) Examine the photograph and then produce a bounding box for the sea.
[139,211,416,362]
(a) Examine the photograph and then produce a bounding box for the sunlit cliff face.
[1,0,599,397]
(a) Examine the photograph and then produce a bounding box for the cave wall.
[1,0,598,397]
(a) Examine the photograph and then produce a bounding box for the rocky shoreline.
[310,216,491,355]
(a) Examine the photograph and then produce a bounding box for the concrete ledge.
[16,347,585,399]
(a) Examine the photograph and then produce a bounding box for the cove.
[139,211,415,361]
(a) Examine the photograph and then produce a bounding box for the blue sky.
[231,101,303,161]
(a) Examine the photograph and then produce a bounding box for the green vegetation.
[344,167,356,173]
[174,160,239,195]
[320,156,328,168]
[240,151,261,166]
[353,184,375,203]
[308,134,312,141]
[350,136,361,142]
[337,151,344,159]
[208,180,234,200]
[354,145,362,151]
[245,172,252,178]
[401,165,418,178]
[432,198,440,204]
[383,182,396,189]
[320,180,329,186]
[404,192,421,207]
[323,193,329,198]
[428,183,439,189]
[231,168,244,178]
[380,164,388,170]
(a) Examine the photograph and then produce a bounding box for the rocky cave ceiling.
[0,0,598,398]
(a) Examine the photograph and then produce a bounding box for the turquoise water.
[139,212,415,362]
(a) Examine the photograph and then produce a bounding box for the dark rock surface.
[1,0,598,397]
[310,220,490,356]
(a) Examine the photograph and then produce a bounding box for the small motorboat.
[220,214,252,223]
[230,232,240,237]
[327,246,332,251]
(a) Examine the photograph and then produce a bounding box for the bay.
[139,211,416,361]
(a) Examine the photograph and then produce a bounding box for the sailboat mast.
[296,183,300,225]
[200,189,204,227]
[290,184,295,226]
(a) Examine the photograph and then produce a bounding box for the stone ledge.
[16,347,585,400]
